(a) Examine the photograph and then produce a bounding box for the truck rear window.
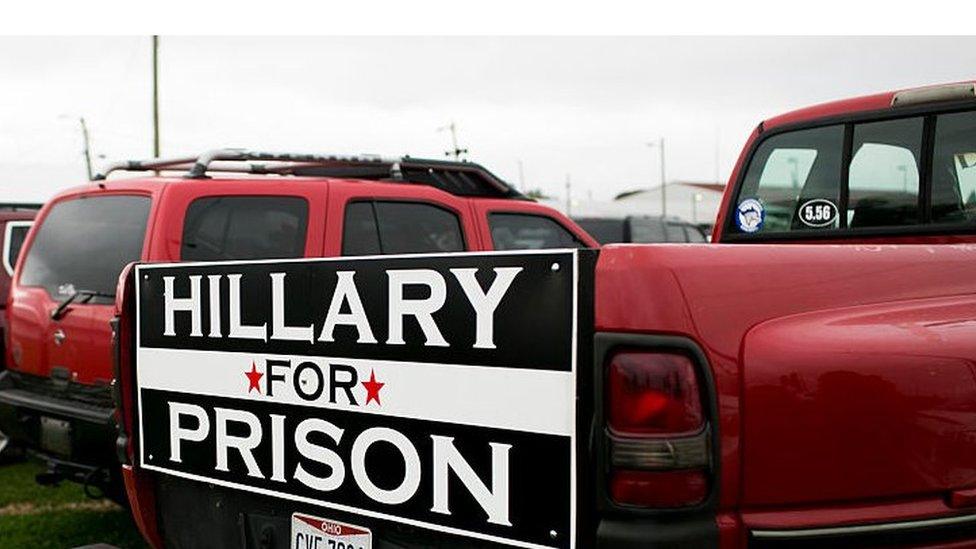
[20,195,150,299]
[729,108,976,238]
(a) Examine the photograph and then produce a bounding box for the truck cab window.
[848,117,923,228]
[342,201,465,256]
[489,213,581,250]
[735,125,844,234]
[931,111,976,224]
[181,196,308,261]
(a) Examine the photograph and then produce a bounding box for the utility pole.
[152,35,160,158]
[438,121,468,160]
[80,118,93,181]
[565,174,572,216]
[647,138,667,217]
[714,127,721,184]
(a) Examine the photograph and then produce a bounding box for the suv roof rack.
[92,148,524,199]
[0,203,42,211]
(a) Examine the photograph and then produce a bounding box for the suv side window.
[489,213,581,250]
[342,200,465,256]
[181,196,308,261]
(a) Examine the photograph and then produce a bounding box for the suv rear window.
[342,200,465,255]
[20,195,150,299]
[181,196,308,261]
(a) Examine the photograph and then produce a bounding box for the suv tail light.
[605,350,710,508]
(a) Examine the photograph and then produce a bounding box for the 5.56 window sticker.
[798,198,839,228]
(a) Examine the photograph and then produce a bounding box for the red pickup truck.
[0,152,594,499]
[108,81,976,548]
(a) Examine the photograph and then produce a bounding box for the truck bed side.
[595,243,976,534]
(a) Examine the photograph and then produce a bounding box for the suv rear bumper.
[0,370,118,473]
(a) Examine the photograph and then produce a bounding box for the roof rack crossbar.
[92,148,522,198]
[184,149,401,179]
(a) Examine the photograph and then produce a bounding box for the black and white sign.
[135,250,588,549]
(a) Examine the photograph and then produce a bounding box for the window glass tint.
[21,196,150,299]
[736,125,844,233]
[4,223,30,275]
[848,117,923,227]
[182,196,307,261]
[932,111,976,224]
[342,201,465,256]
[489,213,579,250]
[575,218,624,244]
[342,201,381,256]
[375,202,464,254]
[629,217,667,243]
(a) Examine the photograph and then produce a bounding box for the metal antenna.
[438,121,468,160]
[565,174,572,216]
[80,117,93,181]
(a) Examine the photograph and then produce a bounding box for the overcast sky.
[1,36,974,203]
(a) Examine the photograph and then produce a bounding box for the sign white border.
[134,249,580,549]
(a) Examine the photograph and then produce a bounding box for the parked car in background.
[0,150,595,500]
[0,203,40,457]
[0,203,40,370]
[574,215,709,243]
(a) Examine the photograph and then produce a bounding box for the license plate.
[39,416,72,457]
[291,513,371,549]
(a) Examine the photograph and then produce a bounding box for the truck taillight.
[605,350,710,508]
[607,351,702,435]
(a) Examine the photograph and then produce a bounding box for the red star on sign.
[245,361,263,394]
[361,369,385,406]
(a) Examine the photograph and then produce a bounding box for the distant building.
[613,181,726,225]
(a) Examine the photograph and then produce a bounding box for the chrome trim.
[752,513,976,540]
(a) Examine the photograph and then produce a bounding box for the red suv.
[0,150,596,497]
